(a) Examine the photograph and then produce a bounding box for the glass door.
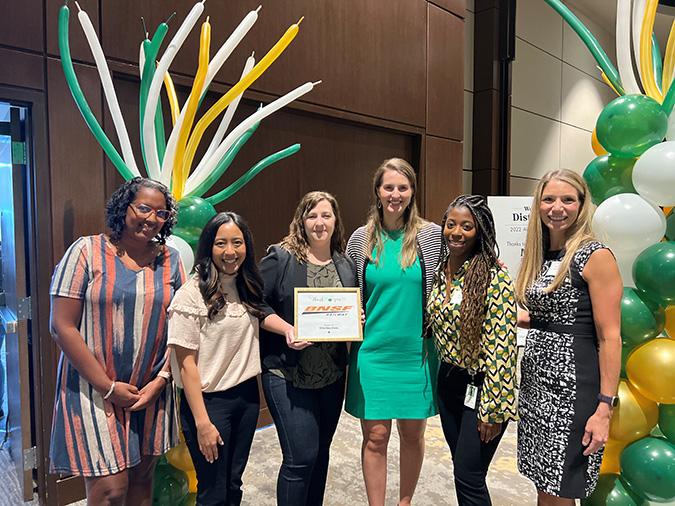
[0,102,35,501]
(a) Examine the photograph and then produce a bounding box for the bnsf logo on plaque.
[295,288,363,342]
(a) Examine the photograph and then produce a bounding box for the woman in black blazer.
[259,191,357,506]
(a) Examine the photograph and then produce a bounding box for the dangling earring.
[377,200,382,209]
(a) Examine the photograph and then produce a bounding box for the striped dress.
[49,234,185,477]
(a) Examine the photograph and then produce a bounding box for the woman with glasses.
[49,177,185,505]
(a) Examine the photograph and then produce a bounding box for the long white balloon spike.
[143,0,205,180]
[199,54,255,175]
[160,7,259,185]
[617,0,643,94]
[76,3,141,177]
[184,81,317,194]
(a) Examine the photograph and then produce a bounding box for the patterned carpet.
[241,411,535,505]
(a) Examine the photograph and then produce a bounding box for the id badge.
[450,289,463,305]
[464,383,478,409]
[545,260,561,277]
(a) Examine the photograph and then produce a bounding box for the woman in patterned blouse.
[426,194,518,505]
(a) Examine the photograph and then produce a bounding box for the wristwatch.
[157,370,172,384]
[598,393,619,407]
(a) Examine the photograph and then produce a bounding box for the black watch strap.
[598,393,619,407]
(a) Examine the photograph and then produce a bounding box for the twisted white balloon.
[143,0,205,180]
[184,81,319,194]
[159,7,260,185]
[76,3,140,176]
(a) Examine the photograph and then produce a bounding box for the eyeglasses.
[129,202,172,221]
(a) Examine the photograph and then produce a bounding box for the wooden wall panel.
[429,0,466,19]
[427,3,464,141]
[47,58,107,261]
[205,101,414,259]
[101,0,427,127]
[0,48,44,91]
[0,0,43,52]
[424,135,463,223]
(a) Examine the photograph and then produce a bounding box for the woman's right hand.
[106,381,141,407]
[285,327,313,350]
[196,420,224,463]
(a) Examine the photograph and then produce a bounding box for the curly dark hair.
[195,212,266,320]
[104,177,177,245]
[439,195,500,366]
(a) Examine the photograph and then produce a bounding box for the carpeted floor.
[240,411,534,505]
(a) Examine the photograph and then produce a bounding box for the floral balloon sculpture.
[59,2,319,503]
[59,0,317,272]
[543,1,675,505]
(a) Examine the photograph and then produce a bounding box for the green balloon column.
[541,1,675,503]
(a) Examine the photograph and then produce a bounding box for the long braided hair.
[440,195,500,366]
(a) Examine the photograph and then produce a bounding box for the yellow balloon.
[666,306,675,338]
[186,469,198,493]
[626,338,675,403]
[600,438,629,474]
[592,128,608,156]
[609,379,659,442]
[166,441,195,473]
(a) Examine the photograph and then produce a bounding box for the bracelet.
[103,381,116,400]
[157,371,172,384]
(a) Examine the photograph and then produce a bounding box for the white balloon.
[592,193,666,256]
[614,248,641,288]
[166,235,194,274]
[632,141,675,206]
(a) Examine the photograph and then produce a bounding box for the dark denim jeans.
[180,377,260,506]
[437,362,508,506]
[262,371,345,506]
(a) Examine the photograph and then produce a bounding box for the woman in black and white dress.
[515,169,622,505]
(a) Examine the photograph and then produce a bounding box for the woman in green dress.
[345,158,442,506]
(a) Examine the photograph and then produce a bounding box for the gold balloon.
[626,338,675,403]
[665,305,675,339]
[166,441,195,473]
[592,128,608,156]
[600,438,628,474]
[186,469,198,493]
[609,379,659,442]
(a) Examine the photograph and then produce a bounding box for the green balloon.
[620,345,632,379]
[621,288,666,349]
[582,474,647,506]
[596,94,667,158]
[633,242,675,304]
[665,211,675,242]
[583,155,637,205]
[153,459,189,505]
[659,404,675,443]
[173,197,217,245]
[620,437,675,502]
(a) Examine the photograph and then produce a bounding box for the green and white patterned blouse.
[426,259,518,423]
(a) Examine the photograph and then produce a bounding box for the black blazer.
[258,245,357,371]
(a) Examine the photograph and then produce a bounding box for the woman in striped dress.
[49,178,185,505]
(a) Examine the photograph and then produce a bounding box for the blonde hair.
[515,169,596,306]
[364,158,423,268]
[279,191,346,263]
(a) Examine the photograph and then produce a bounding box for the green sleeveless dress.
[345,230,438,419]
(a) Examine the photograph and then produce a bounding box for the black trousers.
[437,362,508,506]
[180,377,260,506]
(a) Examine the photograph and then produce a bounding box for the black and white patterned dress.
[518,240,608,499]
